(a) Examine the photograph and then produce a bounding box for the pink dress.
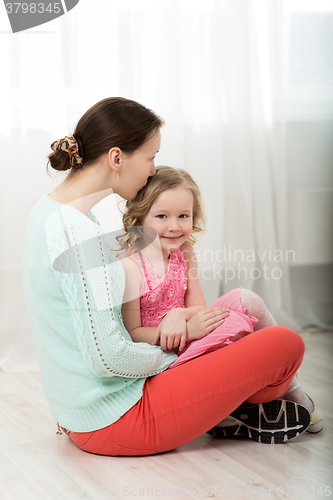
[136,248,258,369]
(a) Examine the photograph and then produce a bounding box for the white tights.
[239,288,276,330]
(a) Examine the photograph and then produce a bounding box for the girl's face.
[141,186,194,256]
[119,130,161,200]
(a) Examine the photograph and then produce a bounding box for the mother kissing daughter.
[23,97,322,457]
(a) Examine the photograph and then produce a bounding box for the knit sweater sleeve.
[45,206,178,378]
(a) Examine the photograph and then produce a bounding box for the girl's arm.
[181,242,229,341]
[181,242,207,308]
[121,257,157,344]
[122,300,157,344]
[122,256,188,351]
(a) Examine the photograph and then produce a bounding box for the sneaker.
[307,411,324,433]
[282,377,324,434]
[207,400,311,444]
[305,394,324,434]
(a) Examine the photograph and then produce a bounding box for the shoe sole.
[208,400,311,444]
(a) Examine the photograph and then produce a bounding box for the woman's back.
[23,194,176,432]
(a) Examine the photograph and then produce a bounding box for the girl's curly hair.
[118,166,205,254]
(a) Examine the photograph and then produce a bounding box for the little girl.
[119,166,261,368]
[119,166,323,431]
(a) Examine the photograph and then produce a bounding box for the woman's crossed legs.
[67,326,305,456]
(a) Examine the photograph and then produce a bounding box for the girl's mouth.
[162,236,182,241]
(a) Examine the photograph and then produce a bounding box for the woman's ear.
[107,147,122,172]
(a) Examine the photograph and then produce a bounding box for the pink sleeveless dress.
[136,248,258,369]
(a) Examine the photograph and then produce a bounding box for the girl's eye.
[179,214,188,218]
[157,214,166,219]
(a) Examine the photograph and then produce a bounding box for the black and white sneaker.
[207,400,311,444]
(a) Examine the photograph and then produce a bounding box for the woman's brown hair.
[119,166,205,253]
[47,97,163,174]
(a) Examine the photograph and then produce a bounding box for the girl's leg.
[211,287,276,330]
[66,326,307,456]
[222,289,320,427]
[239,288,276,330]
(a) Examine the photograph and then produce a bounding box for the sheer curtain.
[0,0,332,372]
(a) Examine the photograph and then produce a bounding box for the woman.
[23,97,319,456]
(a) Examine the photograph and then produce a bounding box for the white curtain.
[1,0,332,372]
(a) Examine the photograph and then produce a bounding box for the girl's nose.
[168,219,180,231]
[150,163,156,176]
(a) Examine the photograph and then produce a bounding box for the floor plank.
[0,330,331,499]
[1,443,92,499]
[0,449,46,500]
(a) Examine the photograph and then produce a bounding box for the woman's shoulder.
[40,199,112,273]
[44,200,100,235]
[26,195,94,242]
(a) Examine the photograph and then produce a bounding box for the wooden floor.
[0,331,332,500]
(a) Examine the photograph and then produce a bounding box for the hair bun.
[48,135,83,172]
[48,148,71,171]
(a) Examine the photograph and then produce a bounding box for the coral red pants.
[66,326,304,456]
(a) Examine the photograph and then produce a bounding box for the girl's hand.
[151,308,188,352]
[187,307,229,341]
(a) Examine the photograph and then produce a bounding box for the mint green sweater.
[23,195,177,432]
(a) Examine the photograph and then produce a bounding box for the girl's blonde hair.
[119,166,205,253]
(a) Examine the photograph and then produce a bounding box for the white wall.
[287,121,333,327]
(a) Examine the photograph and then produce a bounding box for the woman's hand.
[186,307,229,342]
[151,308,188,352]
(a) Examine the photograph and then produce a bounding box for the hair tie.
[51,135,83,168]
